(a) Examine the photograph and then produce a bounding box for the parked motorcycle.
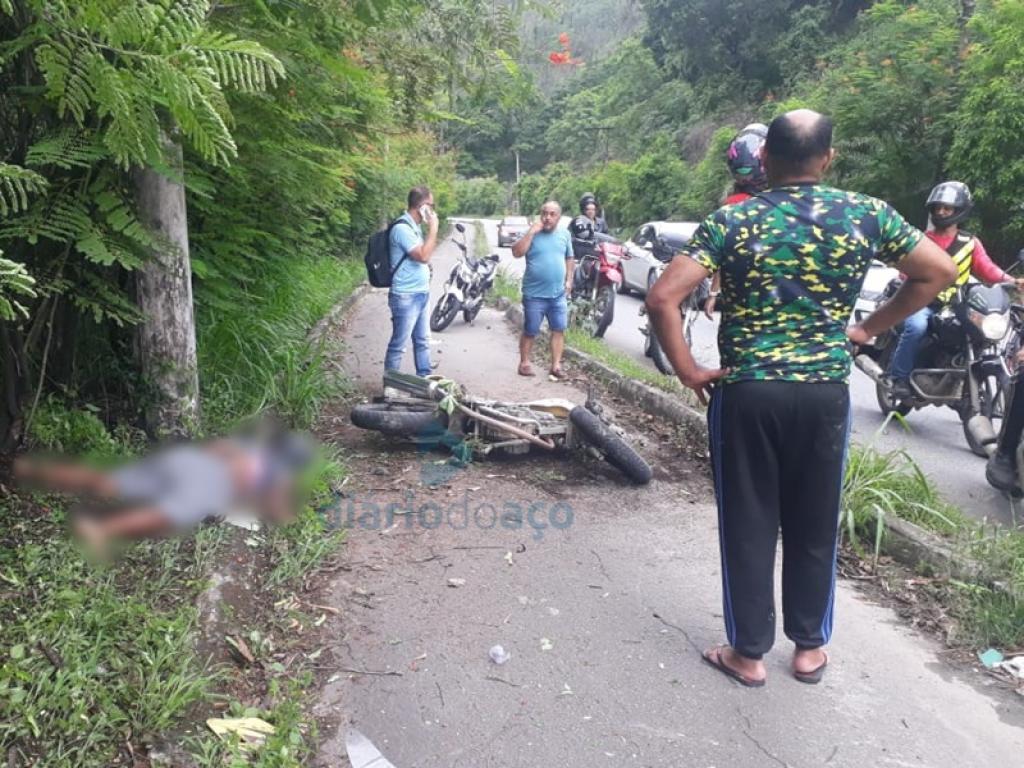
[570,232,627,338]
[430,223,501,332]
[350,371,653,484]
[854,278,1017,457]
[639,268,710,375]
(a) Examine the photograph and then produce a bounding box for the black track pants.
[707,380,851,659]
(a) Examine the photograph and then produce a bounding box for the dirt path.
[311,233,1024,767]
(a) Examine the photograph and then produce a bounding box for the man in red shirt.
[888,181,1022,399]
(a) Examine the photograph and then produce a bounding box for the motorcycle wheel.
[875,380,912,418]
[874,346,911,417]
[593,285,616,338]
[569,406,653,485]
[646,270,659,296]
[430,293,460,332]
[463,298,483,324]
[962,371,1007,458]
[351,402,447,438]
[649,327,673,375]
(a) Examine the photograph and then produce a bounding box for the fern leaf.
[0,164,48,217]
[26,129,107,170]
[0,253,37,322]
[189,32,285,92]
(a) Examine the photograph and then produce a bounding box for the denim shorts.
[522,294,568,337]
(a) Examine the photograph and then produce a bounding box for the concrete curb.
[496,297,706,431]
[307,282,372,347]
[494,296,985,583]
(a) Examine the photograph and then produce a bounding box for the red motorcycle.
[570,232,627,338]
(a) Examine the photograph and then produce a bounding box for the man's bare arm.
[407,212,439,263]
[645,254,727,403]
[853,238,957,341]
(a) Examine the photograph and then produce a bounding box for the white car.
[852,260,900,325]
[620,221,699,295]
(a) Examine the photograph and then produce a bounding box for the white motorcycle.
[430,223,500,332]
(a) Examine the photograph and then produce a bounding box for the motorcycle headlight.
[972,309,1010,341]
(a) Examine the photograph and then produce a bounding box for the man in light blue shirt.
[385,186,438,376]
[511,200,574,380]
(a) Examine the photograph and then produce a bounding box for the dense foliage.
[454,0,1024,263]
[0,0,514,438]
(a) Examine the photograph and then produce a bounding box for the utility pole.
[513,148,521,214]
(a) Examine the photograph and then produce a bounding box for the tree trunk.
[132,131,200,438]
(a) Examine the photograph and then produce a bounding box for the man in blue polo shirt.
[511,200,574,380]
[385,186,439,376]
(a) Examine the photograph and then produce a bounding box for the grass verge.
[3,250,362,764]
[0,493,218,765]
[842,442,1024,648]
[564,328,684,395]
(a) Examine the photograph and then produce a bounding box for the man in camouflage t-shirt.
[647,110,955,688]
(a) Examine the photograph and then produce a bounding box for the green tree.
[798,0,961,218]
[641,0,869,101]
[949,0,1024,253]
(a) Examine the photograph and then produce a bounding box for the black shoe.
[890,378,913,401]
[986,452,1021,496]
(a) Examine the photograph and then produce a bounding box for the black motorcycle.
[639,271,711,376]
[854,278,1016,457]
[430,223,501,332]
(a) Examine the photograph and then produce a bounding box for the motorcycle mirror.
[455,222,466,233]
[1017,247,1024,264]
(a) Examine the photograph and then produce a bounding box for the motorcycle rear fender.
[520,399,575,418]
[599,264,623,283]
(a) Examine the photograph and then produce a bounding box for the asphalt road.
[469,218,1016,526]
[313,229,1024,766]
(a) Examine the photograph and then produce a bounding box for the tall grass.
[843,443,1024,647]
[197,253,363,431]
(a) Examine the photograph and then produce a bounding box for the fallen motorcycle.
[350,371,653,485]
[430,223,501,332]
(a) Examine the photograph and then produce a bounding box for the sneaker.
[890,378,913,401]
[986,452,1021,496]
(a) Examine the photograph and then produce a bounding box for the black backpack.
[364,218,414,288]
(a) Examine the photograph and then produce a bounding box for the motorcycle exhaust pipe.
[966,413,999,457]
[854,353,885,383]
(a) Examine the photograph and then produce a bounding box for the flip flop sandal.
[793,653,829,684]
[701,646,766,688]
[548,368,569,382]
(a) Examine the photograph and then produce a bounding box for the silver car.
[621,221,699,295]
[497,215,529,248]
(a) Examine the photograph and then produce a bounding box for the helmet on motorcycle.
[579,193,597,214]
[926,181,973,228]
[570,214,595,240]
[726,123,769,192]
